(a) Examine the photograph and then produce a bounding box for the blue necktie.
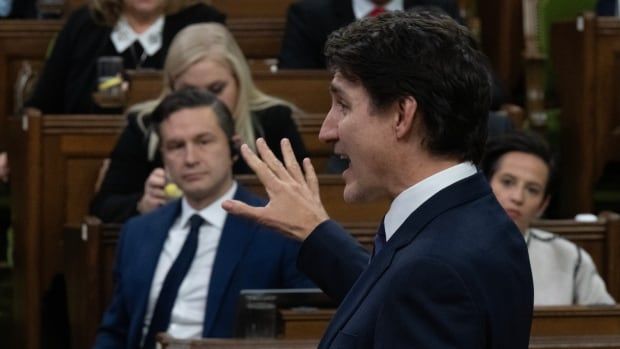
[143,214,205,349]
[372,220,387,259]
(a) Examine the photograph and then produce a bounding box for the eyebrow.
[329,83,349,100]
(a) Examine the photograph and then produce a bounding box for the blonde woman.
[26,0,224,114]
[90,23,308,223]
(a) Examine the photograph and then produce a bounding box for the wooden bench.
[126,69,332,114]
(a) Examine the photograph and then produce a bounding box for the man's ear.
[394,96,418,139]
[537,196,551,218]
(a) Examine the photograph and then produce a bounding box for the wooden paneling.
[477,0,524,98]
[63,0,295,20]
[212,0,294,19]
[0,21,57,150]
[550,14,620,215]
[8,113,125,349]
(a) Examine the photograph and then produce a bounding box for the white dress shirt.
[352,0,404,19]
[110,15,164,56]
[384,162,478,241]
[142,182,237,340]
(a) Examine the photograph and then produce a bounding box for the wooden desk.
[155,332,620,349]
[279,305,620,340]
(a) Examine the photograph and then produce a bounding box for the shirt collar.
[384,162,477,241]
[110,15,165,56]
[179,181,238,230]
[353,0,404,19]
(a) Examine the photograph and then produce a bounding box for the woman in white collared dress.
[26,0,225,114]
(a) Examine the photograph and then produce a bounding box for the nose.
[319,109,338,143]
[508,186,525,205]
[184,144,198,166]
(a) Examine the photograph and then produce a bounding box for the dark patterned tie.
[143,214,205,349]
[372,219,387,259]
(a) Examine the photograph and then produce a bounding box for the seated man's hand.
[0,152,9,183]
[137,168,167,214]
[222,138,329,241]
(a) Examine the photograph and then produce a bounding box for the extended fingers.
[239,143,280,188]
[281,138,305,183]
[303,158,321,199]
[255,138,292,182]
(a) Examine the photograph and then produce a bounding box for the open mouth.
[334,153,351,170]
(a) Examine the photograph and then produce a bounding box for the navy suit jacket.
[298,173,533,348]
[93,186,314,349]
[597,0,616,15]
[278,0,462,69]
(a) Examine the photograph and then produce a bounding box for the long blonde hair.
[89,0,211,26]
[131,22,291,159]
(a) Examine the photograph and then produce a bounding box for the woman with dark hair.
[481,131,614,305]
[25,0,224,114]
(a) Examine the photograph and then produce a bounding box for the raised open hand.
[222,138,329,240]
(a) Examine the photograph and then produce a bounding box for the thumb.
[222,199,263,220]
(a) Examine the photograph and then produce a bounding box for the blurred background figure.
[25,0,225,114]
[481,132,615,305]
[596,0,619,16]
[90,23,307,223]
[278,0,462,69]
[0,0,37,18]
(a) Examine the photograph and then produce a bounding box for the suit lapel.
[202,187,258,336]
[321,174,491,347]
[131,200,182,342]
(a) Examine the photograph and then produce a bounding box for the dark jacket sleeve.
[25,6,91,113]
[90,113,157,223]
[597,0,617,16]
[278,2,328,69]
[297,220,369,303]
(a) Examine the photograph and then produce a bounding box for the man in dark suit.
[224,10,533,348]
[93,88,313,349]
[597,0,618,16]
[278,0,462,69]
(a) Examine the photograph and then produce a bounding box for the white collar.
[384,162,477,241]
[110,15,165,55]
[352,0,404,19]
[179,181,237,229]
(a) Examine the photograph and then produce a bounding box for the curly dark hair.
[324,10,492,164]
[480,131,556,198]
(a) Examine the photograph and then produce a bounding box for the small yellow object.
[98,76,123,91]
[164,183,183,198]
